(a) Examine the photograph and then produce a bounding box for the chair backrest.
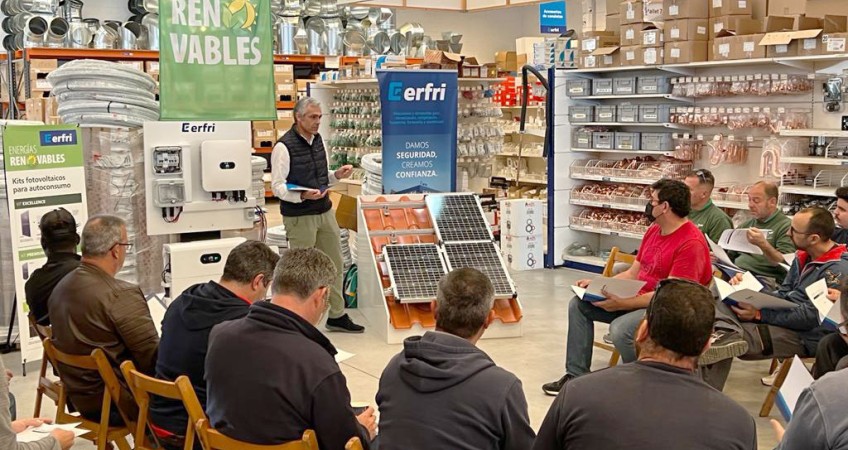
[42,338,136,431]
[28,313,52,341]
[120,360,206,450]
[602,247,636,277]
[195,419,319,450]
[345,437,364,450]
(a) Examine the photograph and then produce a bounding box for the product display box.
[711,0,752,17]
[500,199,544,238]
[664,40,710,63]
[252,121,275,149]
[641,25,664,47]
[664,18,709,42]
[501,234,544,272]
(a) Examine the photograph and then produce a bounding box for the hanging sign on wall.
[160,0,276,120]
[378,70,458,194]
[540,1,567,34]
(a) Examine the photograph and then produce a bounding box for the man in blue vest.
[271,97,364,333]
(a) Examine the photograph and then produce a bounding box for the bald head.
[748,181,779,220]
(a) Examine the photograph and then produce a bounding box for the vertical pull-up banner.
[160,0,275,120]
[378,70,458,194]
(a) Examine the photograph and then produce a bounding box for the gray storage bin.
[641,133,674,151]
[569,105,594,123]
[615,132,641,150]
[593,132,615,149]
[618,104,639,123]
[593,79,614,96]
[639,105,671,123]
[594,105,616,122]
[613,77,637,95]
[572,129,593,148]
[637,76,672,95]
[566,79,592,97]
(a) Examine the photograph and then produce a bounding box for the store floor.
[3,203,780,449]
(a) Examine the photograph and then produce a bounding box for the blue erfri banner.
[540,1,566,34]
[378,70,458,194]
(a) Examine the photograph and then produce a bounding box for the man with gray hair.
[270,96,363,333]
[375,268,535,450]
[150,240,280,449]
[205,248,376,448]
[48,214,159,425]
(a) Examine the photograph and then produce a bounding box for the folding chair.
[759,356,816,417]
[593,247,636,367]
[195,418,319,450]
[345,437,364,450]
[28,314,61,417]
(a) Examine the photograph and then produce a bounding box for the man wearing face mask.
[703,207,848,391]
[543,179,714,396]
[205,248,376,449]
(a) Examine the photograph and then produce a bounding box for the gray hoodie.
[376,331,534,450]
[777,369,848,449]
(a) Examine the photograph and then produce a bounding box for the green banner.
[3,125,83,172]
[160,0,275,120]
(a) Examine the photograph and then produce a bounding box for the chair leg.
[768,358,780,374]
[609,350,621,367]
[33,389,43,418]
[760,357,794,417]
[112,436,132,450]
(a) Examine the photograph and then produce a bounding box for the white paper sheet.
[17,423,87,443]
[707,235,738,269]
[713,273,764,300]
[146,295,167,337]
[335,349,355,364]
[580,278,646,302]
[807,279,843,328]
[777,356,814,421]
[718,228,771,255]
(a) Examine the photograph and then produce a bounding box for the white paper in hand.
[571,285,586,300]
[714,272,764,300]
[718,228,771,255]
[777,356,814,421]
[17,423,87,443]
[807,279,842,329]
[706,235,738,269]
[582,278,646,302]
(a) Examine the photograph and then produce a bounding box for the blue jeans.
[565,296,646,376]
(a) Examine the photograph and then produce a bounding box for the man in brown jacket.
[48,214,159,425]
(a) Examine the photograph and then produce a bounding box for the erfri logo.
[387,81,448,102]
[39,130,77,146]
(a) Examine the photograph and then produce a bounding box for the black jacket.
[278,126,332,217]
[150,281,250,437]
[376,331,535,450]
[24,252,80,325]
[205,301,369,449]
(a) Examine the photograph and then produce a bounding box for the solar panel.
[426,194,492,243]
[384,244,447,303]
[444,242,517,298]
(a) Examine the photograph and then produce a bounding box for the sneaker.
[698,330,749,366]
[761,360,783,386]
[602,333,613,345]
[542,374,574,396]
[326,314,365,333]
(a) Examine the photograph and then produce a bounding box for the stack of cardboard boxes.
[500,199,545,271]
[145,61,160,97]
[275,64,296,103]
[252,118,297,149]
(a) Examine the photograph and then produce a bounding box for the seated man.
[683,169,733,243]
[772,361,848,449]
[376,268,535,450]
[543,179,715,396]
[149,241,280,448]
[813,281,848,378]
[206,248,375,448]
[533,280,757,450]
[832,186,848,244]
[705,207,848,390]
[25,208,81,326]
[732,181,796,283]
[48,215,159,424]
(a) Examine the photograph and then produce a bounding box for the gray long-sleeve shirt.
[777,369,848,449]
[0,357,61,450]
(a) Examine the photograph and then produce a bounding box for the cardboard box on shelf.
[277,109,294,120]
[501,234,544,271]
[329,192,358,231]
[621,23,644,46]
[709,15,760,39]
[621,1,644,24]
[763,16,796,32]
[760,25,823,57]
[712,0,752,17]
[274,64,294,74]
[621,45,642,65]
[595,46,622,66]
[665,18,708,41]
[29,59,58,71]
[641,25,664,47]
[581,31,619,53]
[713,31,768,60]
[769,0,806,16]
[117,60,144,72]
[500,199,544,237]
[823,15,848,33]
[516,37,545,56]
[807,0,848,17]
[274,71,294,84]
[664,0,710,20]
[274,118,294,132]
[606,14,621,32]
[641,46,664,64]
[643,0,664,22]
[495,50,518,71]
[145,61,159,74]
[822,32,848,54]
[276,83,296,102]
[664,40,709,62]
[25,98,43,122]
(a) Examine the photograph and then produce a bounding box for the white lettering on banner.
[396,151,437,159]
[170,34,262,65]
[178,0,221,27]
[172,0,187,25]
[396,171,438,178]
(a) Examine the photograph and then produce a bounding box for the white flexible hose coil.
[47,59,159,127]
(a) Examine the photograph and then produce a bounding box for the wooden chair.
[345,437,364,450]
[195,419,319,450]
[28,314,61,417]
[759,356,816,417]
[41,338,133,450]
[121,360,207,450]
[593,247,636,367]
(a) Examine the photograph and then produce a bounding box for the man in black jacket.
[376,268,535,450]
[25,208,80,326]
[270,96,363,333]
[533,280,757,450]
[149,240,279,449]
[205,248,375,448]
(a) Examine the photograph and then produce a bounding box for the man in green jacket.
[734,181,796,283]
[684,169,733,244]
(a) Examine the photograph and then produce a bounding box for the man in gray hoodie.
[375,268,535,450]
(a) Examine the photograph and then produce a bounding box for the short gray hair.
[81,215,126,257]
[435,268,495,339]
[293,97,321,122]
[271,248,337,300]
[222,241,280,285]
